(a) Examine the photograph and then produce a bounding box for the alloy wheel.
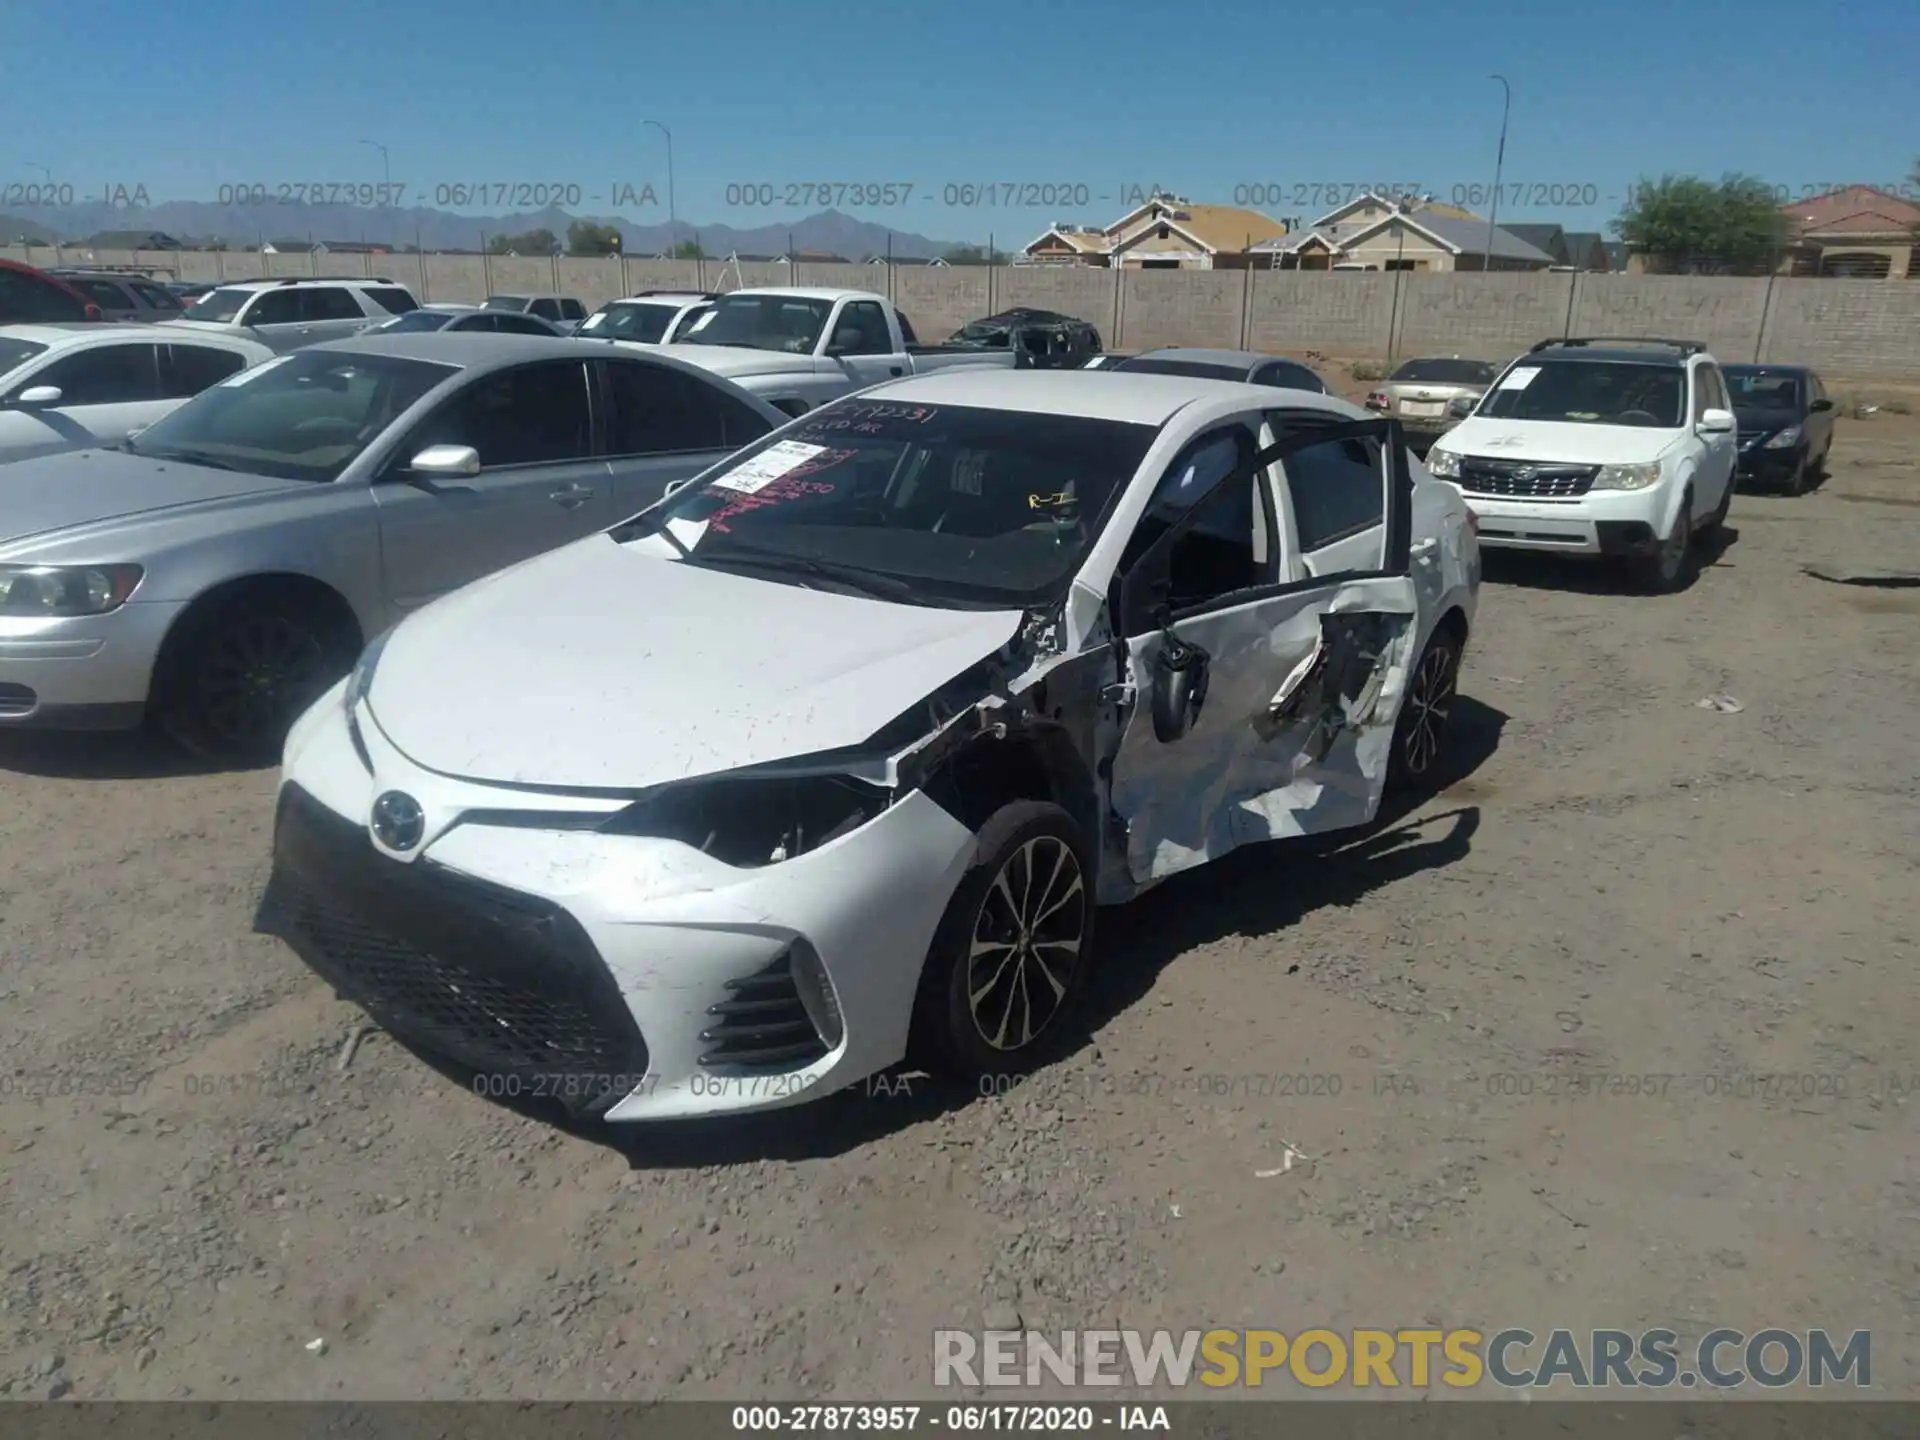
[195,615,329,747]
[966,836,1087,1052]
[1401,641,1457,777]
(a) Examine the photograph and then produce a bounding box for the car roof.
[855,368,1360,426]
[1721,362,1810,374]
[316,331,774,387]
[420,303,482,312]
[616,292,709,304]
[727,287,884,304]
[214,277,384,291]
[0,320,217,345]
[1526,345,1696,367]
[1132,348,1315,371]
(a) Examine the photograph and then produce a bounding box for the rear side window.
[0,267,90,323]
[560,299,586,320]
[363,286,419,315]
[1256,361,1326,393]
[301,288,364,321]
[28,343,162,405]
[529,299,561,321]
[1278,426,1385,552]
[896,309,919,345]
[163,344,249,398]
[494,313,557,336]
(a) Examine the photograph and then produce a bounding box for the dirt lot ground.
[2,410,1917,1404]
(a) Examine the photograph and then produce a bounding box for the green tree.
[940,244,1009,266]
[567,220,622,257]
[488,227,559,255]
[668,240,703,260]
[1612,173,1787,275]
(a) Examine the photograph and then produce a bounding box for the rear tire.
[153,593,355,763]
[911,800,1095,1080]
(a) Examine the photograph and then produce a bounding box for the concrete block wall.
[8,244,1920,378]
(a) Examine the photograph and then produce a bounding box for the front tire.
[912,801,1095,1079]
[153,594,354,762]
[1630,490,1694,594]
[1388,625,1460,791]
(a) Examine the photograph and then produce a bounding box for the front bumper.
[1736,439,1805,484]
[0,600,185,730]
[257,688,979,1123]
[1450,486,1674,557]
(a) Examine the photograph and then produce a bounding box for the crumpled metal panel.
[1106,576,1418,887]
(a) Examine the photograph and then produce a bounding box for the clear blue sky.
[4,0,1914,244]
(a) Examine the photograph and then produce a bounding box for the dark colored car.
[1104,347,1329,394]
[1722,364,1835,495]
[0,259,103,324]
[946,308,1103,369]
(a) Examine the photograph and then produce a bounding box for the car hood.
[659,345,820,379]
[365,535,1027,791]
[1433,418,1679,465]
[1734,407,1800,432]
[0,446,295,549]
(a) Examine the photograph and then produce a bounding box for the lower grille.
[699,952,829,1070]
[0,682,35,717]
[257,785,648,1119]
[1459,458,1598,499]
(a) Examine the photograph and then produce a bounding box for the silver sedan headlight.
[0,564,144,617]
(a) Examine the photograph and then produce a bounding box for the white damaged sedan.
[258,370,1478,1124]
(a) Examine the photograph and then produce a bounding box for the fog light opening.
[788,939,844,1051]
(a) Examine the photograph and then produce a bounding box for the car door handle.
[549,483,595,508]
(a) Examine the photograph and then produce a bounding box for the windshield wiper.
[142,447,242,472]
[695,546,917,603]
[614,508,692,557]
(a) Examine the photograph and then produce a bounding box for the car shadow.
[0,725,268,780]
[1482,525,1740,595]
[428,694,1507,1169]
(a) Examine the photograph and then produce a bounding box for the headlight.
[597,773,891,867]
[1425,448,1461,478]
[1764,425,1803,450]
[1591,462,1664,491]
[342,628,393,716]
[0,564,143,616]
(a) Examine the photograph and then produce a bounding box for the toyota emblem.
[370,791,425,851]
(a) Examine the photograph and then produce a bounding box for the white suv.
[171,277,422,352]
[1424,338,1738,592]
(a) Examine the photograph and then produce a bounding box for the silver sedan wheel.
[966,837,1087,1052]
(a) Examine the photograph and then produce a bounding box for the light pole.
[643,120,676,256]
[360,139,392,246]
[1484,76,1511,273]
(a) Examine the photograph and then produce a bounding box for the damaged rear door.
[1105,418,1419,886]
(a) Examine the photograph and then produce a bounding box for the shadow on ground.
[1482,526,1740,595]
[415,693,1507,1168]
[0,725,265,780]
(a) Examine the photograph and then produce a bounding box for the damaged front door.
[1105,419,1419,887]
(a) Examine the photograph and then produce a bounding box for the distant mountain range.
[0,200,972,258]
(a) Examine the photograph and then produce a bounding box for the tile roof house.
[1777,186,1920,278]
[1250,194,1555,271]
[1502,223,1572,267]
[1020,192,1289,270]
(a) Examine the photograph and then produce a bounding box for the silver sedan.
[0,332,784,758]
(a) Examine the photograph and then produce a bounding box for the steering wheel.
[1616,409,1660,425]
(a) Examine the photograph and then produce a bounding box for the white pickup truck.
[662,287,1022,415]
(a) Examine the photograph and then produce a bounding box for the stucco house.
[1777,186,1920,278]
[1020,192,1289,270]
[1251,193,1554,271]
